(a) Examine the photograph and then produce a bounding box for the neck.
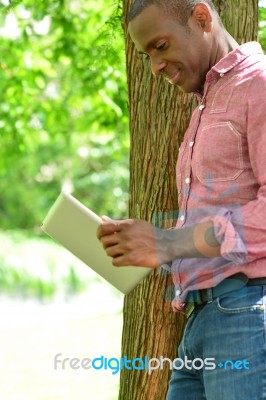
[211,28,239,67]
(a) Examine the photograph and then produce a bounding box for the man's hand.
[97,217,166,268]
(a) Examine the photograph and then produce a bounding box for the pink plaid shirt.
[163,42,266,304]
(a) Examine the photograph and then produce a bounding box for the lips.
[165,70,181,85]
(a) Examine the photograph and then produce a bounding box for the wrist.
[157,221,221,263]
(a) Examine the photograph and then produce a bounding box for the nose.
[150,56,167,76]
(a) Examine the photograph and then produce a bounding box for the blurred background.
[1,0,266,399]
[0,0,127,398]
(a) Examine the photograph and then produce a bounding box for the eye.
[156,41,167,51]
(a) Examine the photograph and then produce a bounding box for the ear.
[191,3,213,32]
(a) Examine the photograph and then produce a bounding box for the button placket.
[178,87,208,226]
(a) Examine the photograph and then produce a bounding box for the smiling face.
[128,4,214,93]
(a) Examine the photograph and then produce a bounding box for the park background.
[1,0,266,399]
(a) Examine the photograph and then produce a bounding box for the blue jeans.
[166,285,266,400]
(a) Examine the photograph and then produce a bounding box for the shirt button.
[175,290,181,297]
[185,178,190,184]
[220,72,225,77]
[180,215,185,221]
[189,141,194,147]
[199,104,205,111]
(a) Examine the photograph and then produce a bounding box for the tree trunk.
[119,1,258,399]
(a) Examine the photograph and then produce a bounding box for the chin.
[176,83,192,93]
[177,85,189,93]
[179,81,202,94]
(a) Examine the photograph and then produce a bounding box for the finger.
[101,215,113,223]
[111,254,152,268]
[97,222,121,240]
[111,254,131,267]
[106,244,124,258]
[101,215,128,224]
[102,217,134,226]
[97,218,134,240]
[101,234,119,249]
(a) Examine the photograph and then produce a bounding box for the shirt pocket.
[195,121,244,183]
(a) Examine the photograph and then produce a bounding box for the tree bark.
[119,1,258,399]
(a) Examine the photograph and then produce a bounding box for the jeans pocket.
[215,285,264,314]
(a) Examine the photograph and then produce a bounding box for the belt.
[185,273,266,319]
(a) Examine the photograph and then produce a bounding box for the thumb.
[101,215,113,223]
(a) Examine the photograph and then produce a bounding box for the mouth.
[165,70,181,85]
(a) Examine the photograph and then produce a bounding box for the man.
[97,1,266,398]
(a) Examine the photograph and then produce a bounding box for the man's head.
[128,0,216,26]
[128,1,226,93]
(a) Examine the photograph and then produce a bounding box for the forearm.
[97,217,221,268]
[159,221,221,263]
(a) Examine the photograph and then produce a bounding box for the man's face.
[128,5,212,93]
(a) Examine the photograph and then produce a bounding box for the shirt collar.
[207,41,263,79]
[194,42,263,98]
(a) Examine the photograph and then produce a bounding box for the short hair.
[128,0,216,25]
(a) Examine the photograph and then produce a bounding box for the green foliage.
[259,5,266,51]
[0,0,129,231]
[1,0,265,232]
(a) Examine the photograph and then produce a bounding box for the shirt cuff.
[207,211,248,265]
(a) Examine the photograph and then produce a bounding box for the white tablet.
[41,192,153,294]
